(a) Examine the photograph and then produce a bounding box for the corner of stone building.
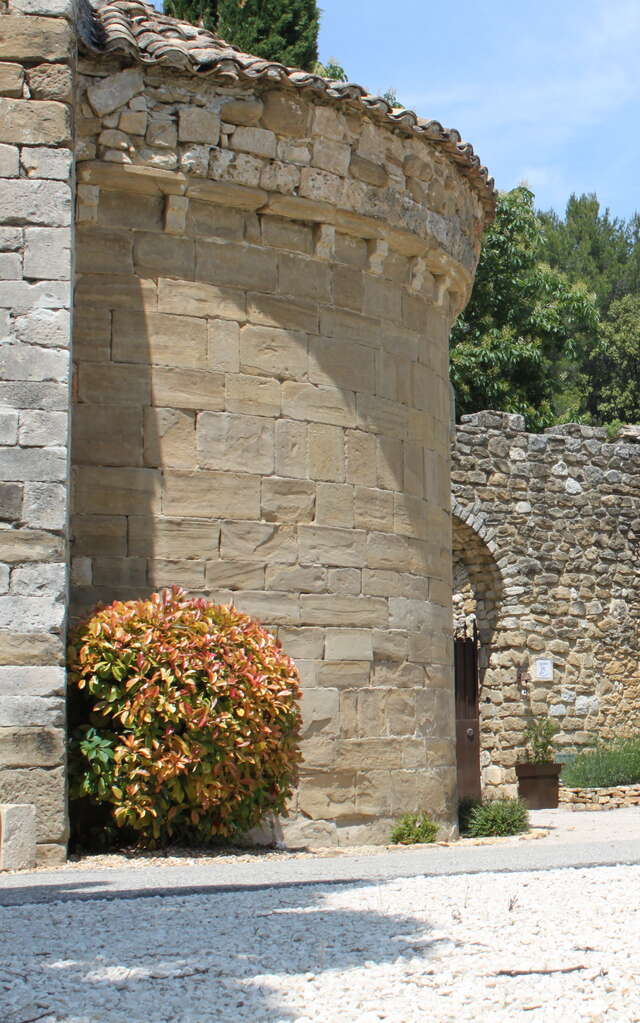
[0,0,77,866]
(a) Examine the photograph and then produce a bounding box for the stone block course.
[0,15,72,63]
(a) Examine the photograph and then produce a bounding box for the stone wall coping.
[457,410,640,452]
[77,0,496,223]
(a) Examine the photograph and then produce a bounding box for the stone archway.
[451,506,512,796]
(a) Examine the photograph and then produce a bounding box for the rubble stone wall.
[452,412,640,798]
[0,0,75,864]
[560,784,640,811]
[70,59,486,844]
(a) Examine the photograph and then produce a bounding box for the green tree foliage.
[538,194,640,425]
[164,0,319,69]
[164,0,217,32]
[450,187,599,430]
[583,294,640,423]
[312,57,348,81]
[539,194,638,314]
[216,0,319,69]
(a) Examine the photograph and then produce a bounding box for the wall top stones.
[76,0,496,224]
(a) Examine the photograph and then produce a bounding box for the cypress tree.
[216,0,320,70]
[164,0,218,32]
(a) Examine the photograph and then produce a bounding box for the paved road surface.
[2,807,640,906]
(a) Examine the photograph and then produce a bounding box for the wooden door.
[454,623,481,802]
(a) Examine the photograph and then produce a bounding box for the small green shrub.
[67,586,302,848]
[523,716,558,763]
[390,812,439,845]
[458,796,481,834]
[465,799,529,838]
[562,737,640,788]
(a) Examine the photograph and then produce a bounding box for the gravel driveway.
[4,860,640,1023]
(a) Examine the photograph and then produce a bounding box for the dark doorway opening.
[454,622,481,802]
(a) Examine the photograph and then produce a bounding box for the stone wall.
[452,412,640,798]
[69,56,487,845]
[560,784,640,812]
[0,0,75,863]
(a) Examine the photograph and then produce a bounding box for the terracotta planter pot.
[516,762,562,809]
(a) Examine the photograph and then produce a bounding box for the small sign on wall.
[533,658,554,681]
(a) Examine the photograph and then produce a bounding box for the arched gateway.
[452,411,640,800]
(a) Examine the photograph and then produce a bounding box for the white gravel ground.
[4,862,640,1023]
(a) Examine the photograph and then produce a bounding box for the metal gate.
[454,622,481,802]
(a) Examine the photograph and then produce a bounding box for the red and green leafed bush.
[67,586,302,848]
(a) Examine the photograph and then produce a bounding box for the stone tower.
[0,0,494,862]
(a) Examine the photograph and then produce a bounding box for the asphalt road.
[3,827,640,907]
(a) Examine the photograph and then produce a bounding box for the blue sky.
[317,0,640,220]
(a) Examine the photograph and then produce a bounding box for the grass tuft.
[390,812,439,845]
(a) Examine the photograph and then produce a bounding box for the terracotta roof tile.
[80,0,496,220]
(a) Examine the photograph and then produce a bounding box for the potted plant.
[515,717,562,809]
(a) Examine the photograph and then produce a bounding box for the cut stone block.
[0,803,36,870]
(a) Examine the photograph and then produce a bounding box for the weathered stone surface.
[309,424,345,482]
[87,69,144,117]
[178,106,220,144]
[0,727,64,767]
[74,465,161,516]
[275,419,307,479]
[220,521,297,564]
[197,412,274,474]
[157,277,245,320]
[231,125,276,159]
[143,407,195,468]
[128,516,219,560]
[0,631,62,666]
[299,526,365,568]
[0,179,71,226]
[74,405,142,467]
[163,470,260,519]
[24,227,72,280]
[0,803,36,870]
[0,482,22,522]
[21,146,72,181]
[0,767,66,842]
[240,324,308,380]
[0,98,70,146]
[22,481,66,529]
[0,15,72,62]
[0,62,23,98]
[26,63,72,102]
[151,367,224,412]
[261,91,310,136]
[113,309,207,369]
[262,478,315,523]
[350,154,388,187]
[0,529,63,563]
[221,98,263,125]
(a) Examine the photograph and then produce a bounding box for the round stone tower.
[71,0,495,844]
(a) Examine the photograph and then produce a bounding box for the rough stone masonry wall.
[0,0,75,863]
[70,58,486,844]
[560,784,640,812]
[452,412,640,799]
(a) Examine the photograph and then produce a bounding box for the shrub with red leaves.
[67,587,302,847]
